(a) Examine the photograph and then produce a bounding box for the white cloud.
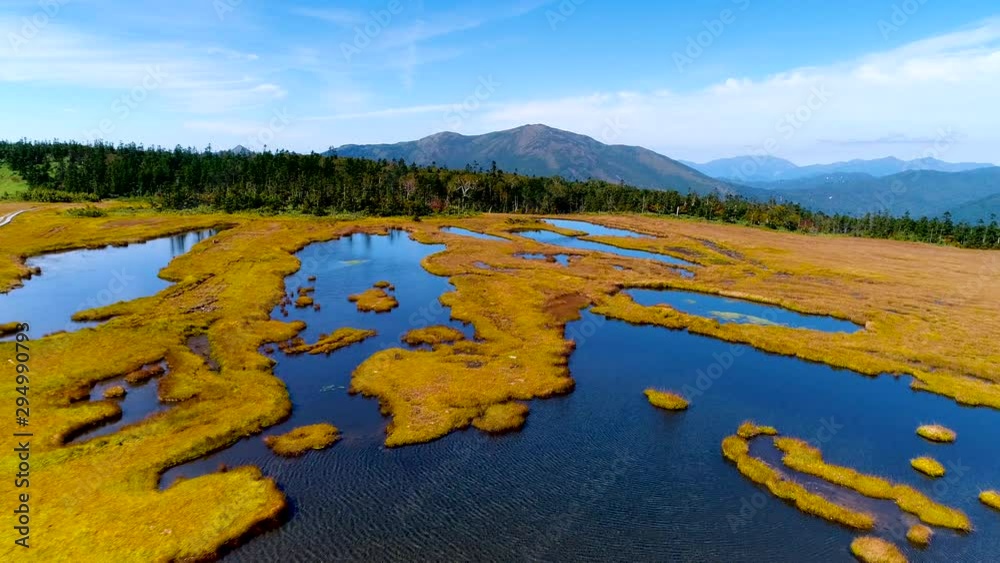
[0,19,286,114]
[333,18,1000,163]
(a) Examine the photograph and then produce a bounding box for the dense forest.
[2,140,998,249]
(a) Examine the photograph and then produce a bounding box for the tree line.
[2,140,998,249]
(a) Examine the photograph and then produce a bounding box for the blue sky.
[1,0,998,164]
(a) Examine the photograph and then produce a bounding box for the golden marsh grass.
[916,424,957,443]
[850,536,908,563]
[775,437,970,530]
[402,325,466,347]
[644,388,689,410]
[264,423,340,457]
[910,456,946,478]
[980,490,1000,511]
[906,523,933,546]
[2,205,998,558]
[720,433,875,530]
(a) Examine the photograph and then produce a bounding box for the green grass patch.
[0,165,27,196]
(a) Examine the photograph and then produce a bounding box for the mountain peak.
[327,123,738,195]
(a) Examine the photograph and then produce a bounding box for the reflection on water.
[545,218,652,238]
[628,288,861,333]
[0,229,216,339]
[517,252,572,266]
[440,227,507,241]
[518,229,696,274]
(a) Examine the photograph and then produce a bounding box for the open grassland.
[1,205,999,559]
[402,325,466,347]
[0,164,27,196]
[775,437,970,530]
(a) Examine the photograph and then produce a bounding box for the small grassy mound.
[850,536,907,563]
[906,524,933,546]
[776,437,970,530]
[263,423,340,457]
[373,280,393,289]
[644,388,689,411]
[402,325,466,347]
[980,490,1000,511]
[282,328,376,355]
[472,402,530,433]
[348,285,398,313]
[103,385,127,399]
[294,295,314,308]
[721,434,875,530]
[737,420,779,439]
[0,321,20,337]
[916,424,956,443]
[910,456,946,478]
[124,363,165,385]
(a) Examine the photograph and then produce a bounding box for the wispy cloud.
[0,19,286,114]
[291,6,366,27]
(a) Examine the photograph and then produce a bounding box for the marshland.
[2,203,1000,562]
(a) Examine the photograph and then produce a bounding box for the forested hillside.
[2,140,998,249]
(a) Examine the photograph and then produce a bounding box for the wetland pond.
[628,288,862,333]
[152,230,997,562]
[0,229,216,338]
[517,226,696,276]
[10,227,998,561]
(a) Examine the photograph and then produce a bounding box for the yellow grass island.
[850,536,907,563]
[644,388,689,411]
[264,423,341,457]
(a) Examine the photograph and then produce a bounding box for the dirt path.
[0,209,28,227]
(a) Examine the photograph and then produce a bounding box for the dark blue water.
[544,219,653,238]
[628,288,861,333]
[518,229,696,275]
[68,368,167,444]
[440,226,508,242]
[0,229,215,338]
[152,232,998,562]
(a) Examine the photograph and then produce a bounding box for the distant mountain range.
[682,155,995,182]
[760,168,1000,219]
[327,124,742,196]
[325,123,1000,223]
